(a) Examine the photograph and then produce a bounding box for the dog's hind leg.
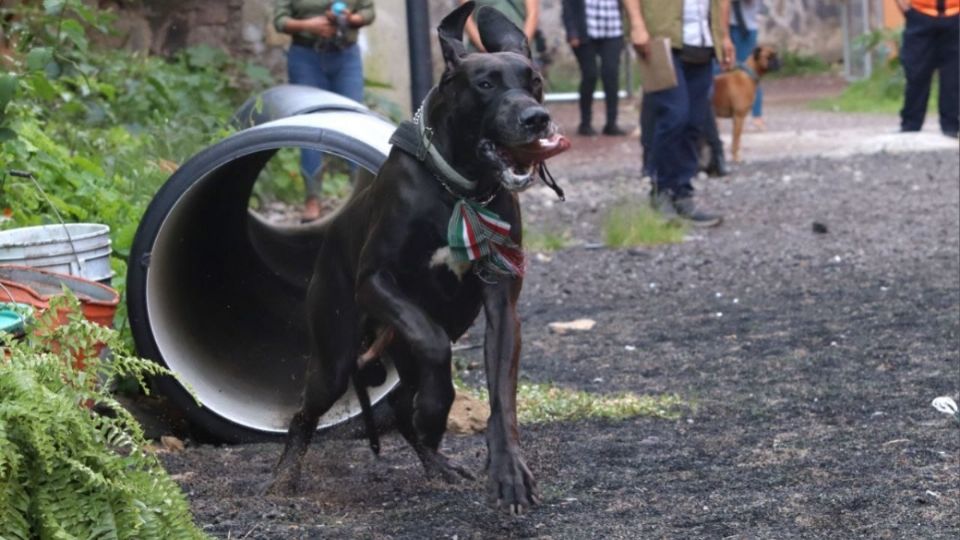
[386,340,474,483]
[732,114,746,163]
[265,275,359,495]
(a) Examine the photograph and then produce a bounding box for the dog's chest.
[429,246,472,280]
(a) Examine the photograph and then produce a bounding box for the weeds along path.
[161,145,959,539]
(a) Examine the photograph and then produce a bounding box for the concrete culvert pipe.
[127,88,399,442]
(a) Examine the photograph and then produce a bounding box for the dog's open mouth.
[482,132,571,191]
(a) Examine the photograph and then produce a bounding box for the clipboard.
[637,37,678,93]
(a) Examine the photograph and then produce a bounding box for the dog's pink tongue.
[510,134,571,164]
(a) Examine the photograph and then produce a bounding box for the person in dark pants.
[625,0,733,227]
[701,59,729,177]
[563,0,627,136]
[898,0,959,138]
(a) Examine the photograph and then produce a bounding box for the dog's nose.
[520,106,550,132]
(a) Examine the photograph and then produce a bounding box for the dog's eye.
[477,80,494,90]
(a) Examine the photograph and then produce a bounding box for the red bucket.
[0,264,119,327]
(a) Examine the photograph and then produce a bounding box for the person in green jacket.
[274,0,375,222]
[625,0,733,227]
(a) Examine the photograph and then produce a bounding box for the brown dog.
[712,46,779,162]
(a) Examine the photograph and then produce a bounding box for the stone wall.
[103,0,845,115]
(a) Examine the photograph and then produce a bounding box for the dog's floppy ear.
[438,1,474,72]
[476,5,531,59]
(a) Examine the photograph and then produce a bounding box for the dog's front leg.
[482,278,539,514]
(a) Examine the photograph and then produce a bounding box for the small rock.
[624,345,637,351]
[446,391,490,434]
[812,222,829,234]
[160,435,185,453]
[548,319,596,334]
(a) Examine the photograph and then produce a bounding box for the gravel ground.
[159,80,960,539]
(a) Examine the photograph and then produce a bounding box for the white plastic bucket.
[0,224,113,284]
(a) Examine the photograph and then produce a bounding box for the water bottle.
[331,1,349,49]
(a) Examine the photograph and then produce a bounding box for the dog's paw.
[423,452,476,484]
[486,451,539,515]
[261,469,301,497]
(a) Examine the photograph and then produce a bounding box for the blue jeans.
[644,53,714,198]
[900,10,959,134]
[730,25,762,118]
[287,43,364,196]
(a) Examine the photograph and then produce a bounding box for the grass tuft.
[525,227,571,252]
[456,380,689,424]
[603,200,687,248]
[515,383,689,424]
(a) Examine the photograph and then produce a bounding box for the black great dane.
[266,1,570,514]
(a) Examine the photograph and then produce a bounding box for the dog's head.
[431,1,568,193]
[751,46,780,76]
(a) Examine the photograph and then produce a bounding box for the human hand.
[302,15,335,38]
[347,13,365,27]
[569,37,580,48]
[632,27,650,59]
[721,35,734,70]
[896,0,910,11]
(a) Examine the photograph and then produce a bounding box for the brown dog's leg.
[481,278,539,514]
[732,114,746,163]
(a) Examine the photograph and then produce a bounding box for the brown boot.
[301,196,322,223]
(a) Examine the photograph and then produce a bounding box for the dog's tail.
[352,372,380,456]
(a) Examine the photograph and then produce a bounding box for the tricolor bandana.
[447,199,525,278]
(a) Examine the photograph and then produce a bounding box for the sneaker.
[602,124,627,136]
[577,124,597,136]
[301,195,322,223]
[673,196,723,228]
[649,190,679,221]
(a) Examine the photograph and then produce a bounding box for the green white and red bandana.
[447,199,525,278]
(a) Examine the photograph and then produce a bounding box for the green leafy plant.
[767,51,833,79]
[603,200,687,248]
[0,294,207,539]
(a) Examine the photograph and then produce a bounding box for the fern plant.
[0,295,206,539]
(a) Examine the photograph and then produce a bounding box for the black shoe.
[649,190,679,221]
[706,151,730,177]
[602,124,627,136]
[577,124,597,136]
[673,197,723,228]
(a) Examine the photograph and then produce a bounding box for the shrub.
[0,1,271,296]
[0,295,206,539]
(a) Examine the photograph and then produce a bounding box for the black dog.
[266,2,569,514]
